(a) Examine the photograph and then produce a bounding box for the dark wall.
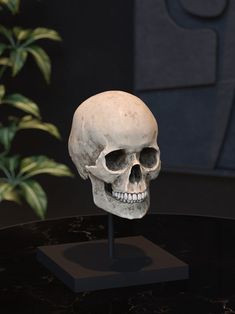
[1,0,235,228]
[0,0,134,227]
[135,0,235,175]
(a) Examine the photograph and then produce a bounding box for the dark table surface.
[0,213,235,314]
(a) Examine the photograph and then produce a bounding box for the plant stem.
[0,165,11,180]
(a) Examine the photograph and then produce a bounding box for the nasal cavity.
[129,164,142,183]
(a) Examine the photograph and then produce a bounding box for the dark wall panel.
[138,82,234,170]
[134,0,216,90]
[180,0,227,18]
[135,0,235,176]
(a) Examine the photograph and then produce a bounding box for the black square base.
[37,236,188,292]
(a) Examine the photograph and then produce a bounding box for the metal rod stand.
[108,213,115,259]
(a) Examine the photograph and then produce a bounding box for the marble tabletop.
[0,213,235,314]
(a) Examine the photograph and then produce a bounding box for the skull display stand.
[108,213,115,258]
[37,91,188,292]
[37,212,188,292]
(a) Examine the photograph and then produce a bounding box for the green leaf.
[0,57,11,66]
[18,115,61,139]
[0,0,19,14]
[10,48,28,76]
[4,188,20,203]
[13,27,31,41]
[0,84,5,101]
[23,27,61,46]
[0,122,17,150]
[3,93,41,118]
[0,181,11,198]
[0,179,21,204]
[0,154,19,172]
[0,181,14,201]
[27,45,51,83]
[0,25,14,45]
[19,155,74,178]
[0,155,20,180]
[19,180,47,219]
[0,43,7,56]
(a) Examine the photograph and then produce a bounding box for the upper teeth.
[112,191,147,203]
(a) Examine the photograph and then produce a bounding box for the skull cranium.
[68,90,161,219]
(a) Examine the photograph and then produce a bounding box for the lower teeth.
[111,191,146,203]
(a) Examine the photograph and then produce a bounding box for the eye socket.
[139,147,158,168]
[105,149,127,171]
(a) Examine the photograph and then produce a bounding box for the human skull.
[68,90,161,219]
